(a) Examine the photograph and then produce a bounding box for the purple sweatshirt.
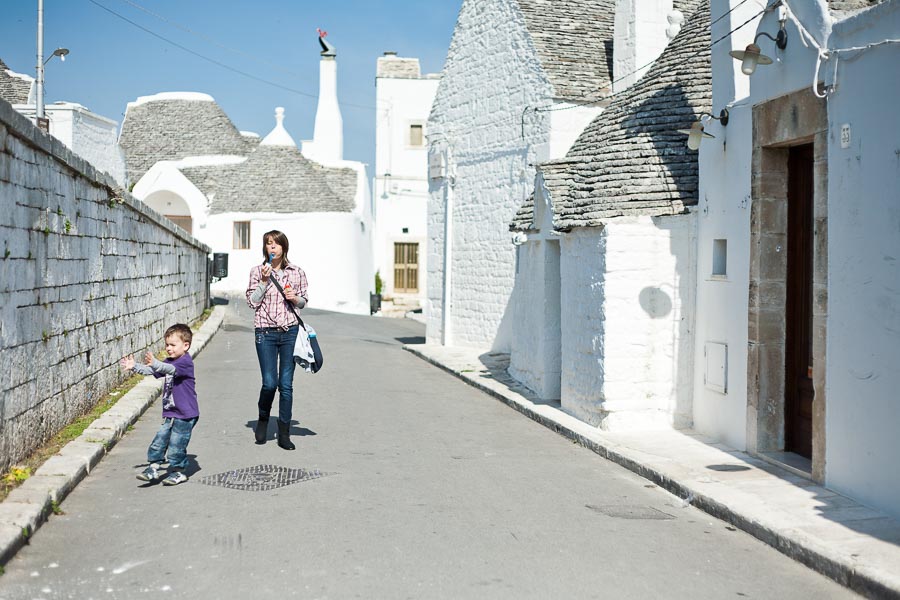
[133,353,199,419]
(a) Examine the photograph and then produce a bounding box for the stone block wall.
[560,215,696,430]
[426,0,553,350]
[0,99,210,472]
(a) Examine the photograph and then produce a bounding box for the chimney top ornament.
[317,28,336,57]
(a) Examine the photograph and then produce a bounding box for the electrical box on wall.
[704,342,728,394]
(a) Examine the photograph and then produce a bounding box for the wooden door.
[785,144,814,458]
[393,242,419,294]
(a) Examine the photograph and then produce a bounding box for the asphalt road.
[0,302,856,599]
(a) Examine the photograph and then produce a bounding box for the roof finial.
[260,106,296,147]
[318,28,336,57]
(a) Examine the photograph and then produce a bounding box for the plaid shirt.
[246,262,309,329]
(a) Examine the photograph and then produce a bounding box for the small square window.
[233,221,251,249]
[409,124,424,147]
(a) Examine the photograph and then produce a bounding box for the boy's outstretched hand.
[120,355,135,370]
[144,351,155,366]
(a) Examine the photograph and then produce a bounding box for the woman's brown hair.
[261,230,290,265]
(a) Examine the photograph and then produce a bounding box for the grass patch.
[0,371,144,503]
[0,310,214,504]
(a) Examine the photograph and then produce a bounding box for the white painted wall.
[508,178,562,400]
[613,0,675,93]
[547,103,603,158]
[133,156,373,315]
[560,215,696,430]
[205,210,371,314]
[691,0,761,450]
[14,101,126,186]
[427,0,556,349]
[304,57,343,165]
[822,1,900,520]
[374,64,439,304]
[695,0,900,519]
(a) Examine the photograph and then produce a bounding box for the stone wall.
[0,99,210,472]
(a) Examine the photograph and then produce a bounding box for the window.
[165,215,192,235]
[409,124,424,147]
[712,239,727,277]
[394,242,419,294]
[233,221,251,249]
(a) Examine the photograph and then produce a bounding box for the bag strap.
[267,269,306,329]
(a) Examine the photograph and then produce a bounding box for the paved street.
[0,304,855,599]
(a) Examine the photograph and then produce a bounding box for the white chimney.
[613,0,680,93]
[310,33,343,164]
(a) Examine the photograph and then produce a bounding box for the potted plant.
[370,271,383,314]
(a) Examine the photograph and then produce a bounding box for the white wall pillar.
[613,0,676,93]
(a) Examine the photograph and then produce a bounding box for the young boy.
[121,323,199,486]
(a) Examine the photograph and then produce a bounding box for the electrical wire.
[114,0,306,80]
[85,0,376,111]
[534,2,773,115]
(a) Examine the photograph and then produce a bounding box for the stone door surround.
[748,89,828,482]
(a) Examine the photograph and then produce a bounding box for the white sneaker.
[136,463,160,481]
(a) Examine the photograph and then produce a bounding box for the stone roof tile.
[828,0,885,17]
[181,145,357,215]
[119,96,250,182]
[549,0,712,229]
[515,0,617,101]
[0,58,34,105]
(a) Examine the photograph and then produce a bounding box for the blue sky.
[1,0,459,172]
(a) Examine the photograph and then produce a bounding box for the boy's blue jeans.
[148,417,198,470]
[254,324,299,424]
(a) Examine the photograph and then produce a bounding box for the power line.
[114,0,305,80]
[85,0,376,111]
[535,3,770,115]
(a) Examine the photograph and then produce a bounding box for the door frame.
[747,89,828,481]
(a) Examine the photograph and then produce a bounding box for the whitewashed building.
[426,0,616,348]
[509,0,706,428]
[0,58,126,185]
[121,40,373,314]
[693,0,900,519]
[373,53,440,308]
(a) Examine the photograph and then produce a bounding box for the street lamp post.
[34,0,69,133]
[35,0,45,128]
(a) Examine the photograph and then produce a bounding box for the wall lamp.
[730,26,788,75]
[677,109,729,150]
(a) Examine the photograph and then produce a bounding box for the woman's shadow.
[245,419,316,441]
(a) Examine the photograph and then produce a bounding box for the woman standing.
[246,230,308,450]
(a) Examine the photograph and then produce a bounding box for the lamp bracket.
[701,109,729,127]
[754,28,788,50]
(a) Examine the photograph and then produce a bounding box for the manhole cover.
[586,504,675,520]
[197,464,331,492]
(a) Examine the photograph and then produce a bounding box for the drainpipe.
[441,170,454,346]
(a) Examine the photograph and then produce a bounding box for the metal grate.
[586,504,675,520]
[196,464,331,492]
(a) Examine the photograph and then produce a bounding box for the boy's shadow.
[135,455,201,487]
[245,419,317,441]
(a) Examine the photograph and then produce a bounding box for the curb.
[0,306,226,567]
[405,345,900,600]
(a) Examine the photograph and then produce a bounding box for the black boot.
[277,420,295,451]
[255,416,269,445]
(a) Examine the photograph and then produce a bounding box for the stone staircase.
[377,296,422,319]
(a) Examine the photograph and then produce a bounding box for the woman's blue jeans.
[254,325,299,424]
